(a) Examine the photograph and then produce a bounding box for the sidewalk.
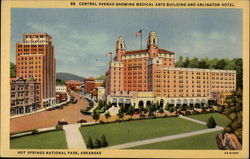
[63,123,86,149]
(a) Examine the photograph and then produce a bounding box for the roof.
[27,76,35,81]
[125,49,147,55]
[65,80,83,84]
[124,49,174,55]
[158,49,175,54]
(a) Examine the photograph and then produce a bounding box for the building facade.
[84,77,104,94]
[16,33,56,107]
[105,32,236,108]
[10,76,40,115]
[56,85,67,93]
[65,80,83,92]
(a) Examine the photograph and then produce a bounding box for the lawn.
[10,130,67,149]
[80,117,207,146]
[129,130,222,149]
[188,113,230,127]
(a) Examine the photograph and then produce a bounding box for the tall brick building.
[105,32,236,107]
[16,33,56,107]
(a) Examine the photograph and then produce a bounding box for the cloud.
[11,8,242,78]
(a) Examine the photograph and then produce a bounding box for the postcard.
[1,0,249,158]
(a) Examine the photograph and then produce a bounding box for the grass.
[80,117,207,146]
[10,130,67,149]
[129,130,222,149]
[188,113,230,127]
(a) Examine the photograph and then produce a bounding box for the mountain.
[56,72,86,82]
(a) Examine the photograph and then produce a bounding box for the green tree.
[117,109,124,120]
[208,58,219,69]
[10,62,16,78]
[198,58,209,68]
[94,138,102,148]
[104,111,111,122]
[183,57,190,67]
[215,59,228,69]
[92,111,100,123]
[207,116,217,128]
[158,107,164,116]
[175,56,184,67]
[86,136,94,149]
[127,106,134,117]
[100,134,108,147]
[189,57,199,68]
[169,107,174,113]
[223,89,243,143]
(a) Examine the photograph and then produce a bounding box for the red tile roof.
[124,49,174,55]
[159,49,175,54]
[65,80,83,84]
[125,49,147,55]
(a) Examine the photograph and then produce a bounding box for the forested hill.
[56,72,86,82]
[175,57,242,89]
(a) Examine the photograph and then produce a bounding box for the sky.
[11,8,242,77]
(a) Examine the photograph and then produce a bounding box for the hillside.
[56,72,86,82]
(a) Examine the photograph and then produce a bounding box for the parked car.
[77,118,87,123]
[58,119,68,125]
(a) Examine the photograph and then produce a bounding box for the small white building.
[93,87,105,102]
[56,85,67,93]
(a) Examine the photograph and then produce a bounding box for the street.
[10,92,92,133]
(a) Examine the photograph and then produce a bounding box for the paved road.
[63,123,86,149]
[10,92,92,133]
[106,126,223,149]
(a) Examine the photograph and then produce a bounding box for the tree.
[183,57,190,67]
[100,134,108,147]
[169,107,174,113]
[175,56,184,67]
[10,62,16,78]
[94,138,102,148]
[92,111,100,123]
[198,58,209,68]
[86,136,94,149]
[215,59,228,69]
[158,107,164,116]
[189,57,199,68]
[127,106,134,117]
[104,111,111,122]
[117,109,124,120]
[223,89,243,143]
[139,105,144,114]
[207,116,217,128]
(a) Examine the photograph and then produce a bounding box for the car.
[77,118,87,123]
[58,119,68,125]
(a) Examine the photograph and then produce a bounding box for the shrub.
[31,129,38,134]
[55,125,63,130]
[99,120,105,124]
[207,116,217,128]
[94,138,102,148]
[86,136,94,149]
[169,107,174,113]
[100,134,108,147]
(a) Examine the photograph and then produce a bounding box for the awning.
[125,99,131,104]
[118,99,124,103]
[112,98,117,103]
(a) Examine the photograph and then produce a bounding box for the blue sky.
[11,8,242,77]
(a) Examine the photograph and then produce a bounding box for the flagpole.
[140,31,142,50]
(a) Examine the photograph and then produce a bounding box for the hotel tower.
[16,33,56,107]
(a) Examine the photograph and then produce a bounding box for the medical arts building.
[10,33,56,115]
[105,32,236,108]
